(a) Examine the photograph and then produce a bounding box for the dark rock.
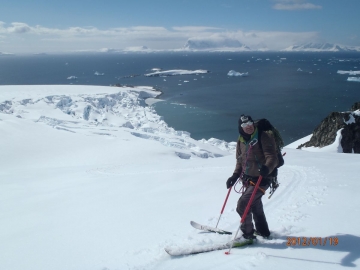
[351,102,360,111]
[297,102,360,153]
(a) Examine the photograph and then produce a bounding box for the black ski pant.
[236,184,270,237]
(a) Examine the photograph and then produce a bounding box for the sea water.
[0,52,359,144]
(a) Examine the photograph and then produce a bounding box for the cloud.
[7,22,32,33]
[273,0,322,10]
[241,30,319,49]
[172,26,221,32]
[191,30,319,51]
[184,35,246,50]
[0,21,322,53]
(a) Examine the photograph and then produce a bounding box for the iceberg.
[227,70,248,77]
[144,69,209,77]
[337,70,360,75]
[347,77,360,82]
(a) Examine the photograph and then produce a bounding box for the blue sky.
[1,0,359,53]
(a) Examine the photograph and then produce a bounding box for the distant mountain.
[0,52,14,55]
[122,46,151,52]
[184,37,251,51]
[283,42,360,52]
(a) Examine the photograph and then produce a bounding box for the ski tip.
[225,251,230,255]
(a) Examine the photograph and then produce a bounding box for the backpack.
[255,119,285,176]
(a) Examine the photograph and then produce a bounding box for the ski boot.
[254,230,273,240]
[231,234,256,247]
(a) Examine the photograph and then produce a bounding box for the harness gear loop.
[234,178,247,194]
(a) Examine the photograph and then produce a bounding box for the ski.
[165,243,231,256]
[190,221,232,235]
[165,238,255,256]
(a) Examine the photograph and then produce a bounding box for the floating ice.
[347,77,360,82]
[337,70,360,75]
[227,70,248,77]
[144,69,209,77]
[67,76,77,80]
[94,72,104,76]
[297,68,303,72]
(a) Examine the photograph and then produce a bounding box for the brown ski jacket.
[233,126,278,178]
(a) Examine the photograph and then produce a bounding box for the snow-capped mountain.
[283,42,360,52]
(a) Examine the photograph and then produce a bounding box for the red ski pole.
[225,175,263,255]
[215,185,233,228]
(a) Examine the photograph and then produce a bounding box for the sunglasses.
[241,121,254,128]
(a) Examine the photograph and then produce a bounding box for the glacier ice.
[227,70,248,77]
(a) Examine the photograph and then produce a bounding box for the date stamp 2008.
[286,237,339,246]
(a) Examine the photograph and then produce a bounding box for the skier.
[226,114,278,246]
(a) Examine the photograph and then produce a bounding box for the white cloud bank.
[0,21,340,54]
[272,0,322,10]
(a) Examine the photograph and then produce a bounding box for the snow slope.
[1,85,359,270]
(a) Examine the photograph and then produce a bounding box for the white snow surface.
[1,85,360,270]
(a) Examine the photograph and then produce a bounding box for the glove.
[259,165,269,177]
[226,173,239,189]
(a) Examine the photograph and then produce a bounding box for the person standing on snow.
[226,114,278,246]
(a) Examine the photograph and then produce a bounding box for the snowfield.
[0,85,359,270]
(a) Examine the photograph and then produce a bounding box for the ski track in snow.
[1,86,345,270]
[117,165,329,269]
[270,166,327,225]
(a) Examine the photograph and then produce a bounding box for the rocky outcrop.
[351,102,360,111]
[297,102,360,153]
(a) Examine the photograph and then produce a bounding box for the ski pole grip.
[220,186,232,214]
[240,176,263,224]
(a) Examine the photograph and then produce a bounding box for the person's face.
[242,122,255,134]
